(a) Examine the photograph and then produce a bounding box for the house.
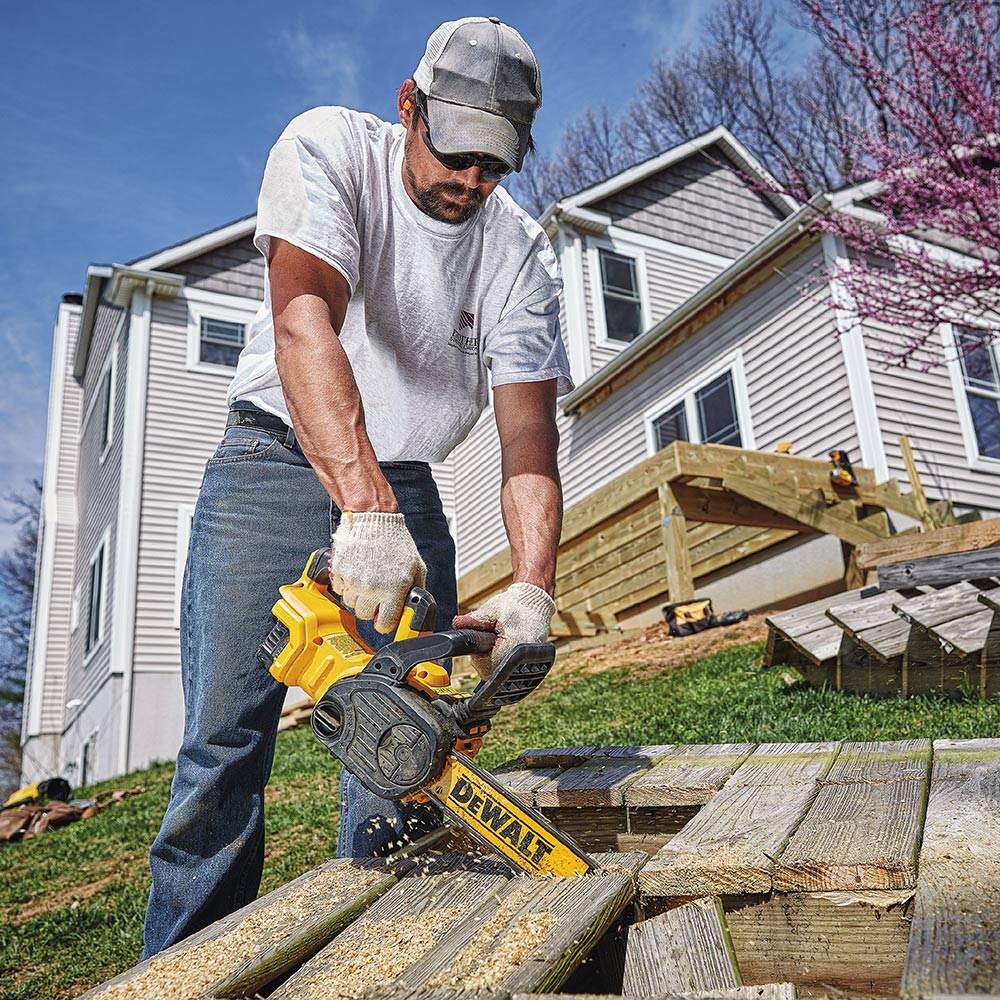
[21,126,999,785]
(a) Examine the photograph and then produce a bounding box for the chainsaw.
[257,548,595,877]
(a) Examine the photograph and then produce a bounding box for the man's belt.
[226,407,298,448]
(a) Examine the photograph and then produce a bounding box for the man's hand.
[331,512,427,633]
[453,582,556,679]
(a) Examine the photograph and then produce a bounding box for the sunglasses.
[413,93,514,182]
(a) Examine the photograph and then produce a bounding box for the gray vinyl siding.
[866,322,1000,515]
[168,235,265,300]
[584,236,728,374]
[132,295,236,676]
[28,304,84,736]
[65,299,127,709]
[593,148,786,258]
[453,239,854,579]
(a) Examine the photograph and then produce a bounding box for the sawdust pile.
[426,882,556,990]
[298,906,464,999]
[91,865,383,999]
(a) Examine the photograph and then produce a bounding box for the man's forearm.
[499,419,562,595]
[275,316,397,512]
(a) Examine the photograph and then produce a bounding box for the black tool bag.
[662,598,749,637]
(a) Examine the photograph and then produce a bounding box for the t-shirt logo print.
[448,310,478,355]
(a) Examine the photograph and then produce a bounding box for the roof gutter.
[560,191,831,414]
[72,264,184,380]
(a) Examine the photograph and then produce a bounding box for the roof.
[539,125,800,233]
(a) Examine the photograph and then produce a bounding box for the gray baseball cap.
[413,16,541,173]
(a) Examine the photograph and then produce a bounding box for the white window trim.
[642,349,756,456]
[83,527,111,667]
[941,320,1000,472]
[80,341,118,462]
[173,504,195,628]
[186,295,257,376]
[585,233,651,350]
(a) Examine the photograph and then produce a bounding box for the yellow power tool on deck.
[257,548,595,877]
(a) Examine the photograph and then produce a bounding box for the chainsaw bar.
[423,751,596,877]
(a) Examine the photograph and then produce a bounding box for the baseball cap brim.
[424,95,530,173]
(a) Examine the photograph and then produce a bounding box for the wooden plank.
[492,764,563,805]
[855,515,1000,571]
[626,744,756,808]
[724,892,911,996]
[670,482,813,533]
[979,583,1000,613]
[660,483,695,602]
[639,744,839,895]
[852,616,912,663]
[929,608,994,658]
[397,852,646,994]
[773,741,930,891]
[521,990,795,1000]
[515,747,596,769]
[898,435,937,531]
[825,590,912,638]
[79,859,402,1000]
[689,526,799,580]
[592,745,676,761]
[893,580,981,630]
[270,866,512,999]
[766,589,864,639]
[534,758,650,808]
[878,547,1000,588]
[901,739,1000,997]
[785,625,843,667]
[621,899,740,994]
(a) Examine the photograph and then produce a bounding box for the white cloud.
[272,24,366,108]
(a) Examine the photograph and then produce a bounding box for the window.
[956,327,1000,459]
[199,316,246,367]
[598,248,643,343]
[646,359,751,455]
[85,540,106,656]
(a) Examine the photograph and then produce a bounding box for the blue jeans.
[142,413,456,958]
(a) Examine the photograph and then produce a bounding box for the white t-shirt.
[228,106,573,463]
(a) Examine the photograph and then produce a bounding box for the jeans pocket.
[207,427,282,465]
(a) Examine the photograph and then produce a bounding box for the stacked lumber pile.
[78,740,1000,999]
[765,519,1000,694]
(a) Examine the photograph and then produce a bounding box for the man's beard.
[404,154,485,224]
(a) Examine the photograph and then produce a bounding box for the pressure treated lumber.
[395,852,646,994]
[621,899,740,994]
[625,744,755,808]
[660,483,695,601]
[638,743,838,895]
[898,435,936,531]
[854,516,1000,570]
[79,858,402,1000]
[878,546,1000,588]
[269,865,510,999]
[773,741,929,891]
[901,738,1000,997]
[670,482,812,533]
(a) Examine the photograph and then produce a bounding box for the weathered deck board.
[625,744,756,808]
[928,608,994,657]
[516,747,597,768]
[269,864,510,999]
[724,892,911,995]
[766,589,865,639]
[825,591,908,638]
[901,738,1000,997]
[639,744,839,895]
[621,899,740,994]
[879,547,1000,588]
[592,744,676,761]
[521,991,795,1000]
[79,858,403,1000]
[492,763,563,804]
[773,740,930,891]
[395,852,646,994]
[534,759,650,808]
[892,580,980,629]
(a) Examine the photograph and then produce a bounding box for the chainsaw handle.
[450,628,497,656]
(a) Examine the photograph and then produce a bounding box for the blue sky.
[0,0,810,549]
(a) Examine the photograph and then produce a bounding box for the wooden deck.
[81,740,1000,999]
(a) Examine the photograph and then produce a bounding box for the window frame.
[80,347,117,463]
[942,320,1000,470]
[186,296,256,375]
[642,351,756,456]
[585,234,651,349]
[173,504,196,629]
[83,529,110,665]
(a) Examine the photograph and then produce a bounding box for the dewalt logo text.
[448,777,555,867]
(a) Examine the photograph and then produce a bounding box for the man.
[142,16,572,958]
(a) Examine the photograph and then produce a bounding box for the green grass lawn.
[3,639,999,999]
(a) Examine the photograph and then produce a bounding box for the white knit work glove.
[453,582,556,680]
[331,512,427,633]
